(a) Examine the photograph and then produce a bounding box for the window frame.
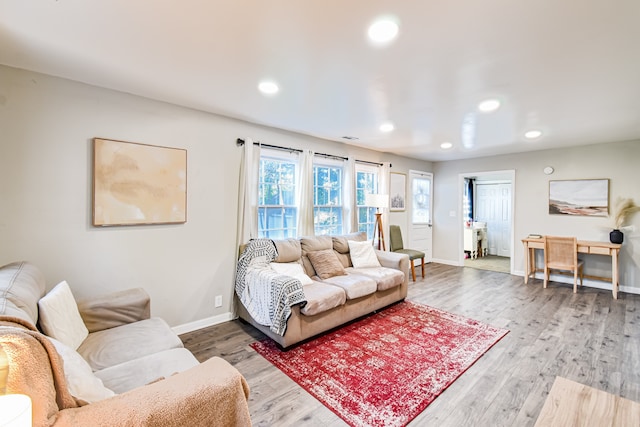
[355,164,380,239]
[257,150,299,239]
[313,158,345,236]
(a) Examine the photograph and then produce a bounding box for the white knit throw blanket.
[235,239,306,336]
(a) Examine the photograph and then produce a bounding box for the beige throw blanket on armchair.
[1,316,252,426]
[1,316,82,426]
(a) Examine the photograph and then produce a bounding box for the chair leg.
[543,267,548,288]
[410,260,416,282]
[421,257,425,278]
[573,269,578,293]
[580,266,584,287]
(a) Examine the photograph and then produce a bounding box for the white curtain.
[379,162,392,250]
[343,157,357,233]
[236,138,261,247]
[296,149,315,237]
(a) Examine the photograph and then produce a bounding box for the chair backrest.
[544,236,578,270]
[389,225,404,252]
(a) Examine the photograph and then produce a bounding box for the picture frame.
[548,179,609,217]
[389,172,406,212]
[93,138,187,226]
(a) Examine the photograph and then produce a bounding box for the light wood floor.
[180,263,640,427]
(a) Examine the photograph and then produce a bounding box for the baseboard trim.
[172,312,234,335]
[515,271,640,295]
[431,258,462,267]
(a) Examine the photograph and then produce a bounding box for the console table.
[522,237,622,299]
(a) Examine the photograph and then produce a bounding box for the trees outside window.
[258,155,297,239]
[313,163,343,235]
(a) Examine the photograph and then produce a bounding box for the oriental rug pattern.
[251,301,508,427]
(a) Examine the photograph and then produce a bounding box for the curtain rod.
[236,138,385,167]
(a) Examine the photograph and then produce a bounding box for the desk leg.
[612,249,619,299]
[523,244,530,284]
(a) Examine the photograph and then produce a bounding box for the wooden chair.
[389,225,425,281]
[543,235,584,293]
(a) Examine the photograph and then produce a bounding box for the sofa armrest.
[54,357,251,427]
[77,288,151,333]
[375,250,410,285]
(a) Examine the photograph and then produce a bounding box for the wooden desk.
[522,237,622,299]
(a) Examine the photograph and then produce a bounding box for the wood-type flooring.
[180,263,640,426]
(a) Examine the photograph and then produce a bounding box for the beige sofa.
[0,261,252,427]
[237,232,410,348]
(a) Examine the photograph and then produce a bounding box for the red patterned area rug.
[251,301,508,427]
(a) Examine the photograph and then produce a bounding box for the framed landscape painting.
[93,138,187,226]
[548,179,608,217]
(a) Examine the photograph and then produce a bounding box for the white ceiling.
[1,1,639,161]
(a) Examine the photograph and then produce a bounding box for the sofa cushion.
[300,235,333,276]
[48,337,115,402]
[300,282,346,316]
[0,261,46,327]
[332,232,367,254]
[270,262,313,285]
[306,249,347,280]
[273,239,302,263]
[321,274,377,300]
[347,267,405,291]
[94,348,199,394]
[348,240,381,269]
[77,317,183,371]
[38,281,89,350]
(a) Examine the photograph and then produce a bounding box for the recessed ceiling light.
[524,130,543,139]
[258,81,279,95]
[478,99,500,113]
[379,122,395,132]
[440,142,453,149]
[367,18,399,44]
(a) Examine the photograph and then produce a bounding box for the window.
[356,165,379,238]
[313,162,343,235]
[258,154,297,239]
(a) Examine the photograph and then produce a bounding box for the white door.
[475,183,511,257]
[408,170,433,263]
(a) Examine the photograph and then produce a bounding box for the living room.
[2,1,640,426]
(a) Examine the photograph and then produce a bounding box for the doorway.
[408,170,433,264]
[459,170,515,274]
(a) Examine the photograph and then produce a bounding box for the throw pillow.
[269,262,314,285]
[306,249,347,280]
[38,280,89,350]
[348,240,382,268]
[48,337,116,403]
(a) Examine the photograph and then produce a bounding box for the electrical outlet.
[214,295,223,307]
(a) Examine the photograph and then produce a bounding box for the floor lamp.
[366,194,389,250]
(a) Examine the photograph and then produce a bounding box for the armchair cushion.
[77,317,183,371]
[37,281,89,350]
[77,288,151,333]
[94,348,199,394]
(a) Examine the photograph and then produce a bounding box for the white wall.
[432,140,640,292]
[0,65,431,331]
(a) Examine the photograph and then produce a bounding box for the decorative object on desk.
[93,138,187,226]
[610,197,640,244]
[389,172,406,211]
[548,179,609,217]
[251,301,508,427]
[528,234,542,239]
[365,193,389,250]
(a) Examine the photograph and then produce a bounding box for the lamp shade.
[0,394,32,427]
[365,194,389,209]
